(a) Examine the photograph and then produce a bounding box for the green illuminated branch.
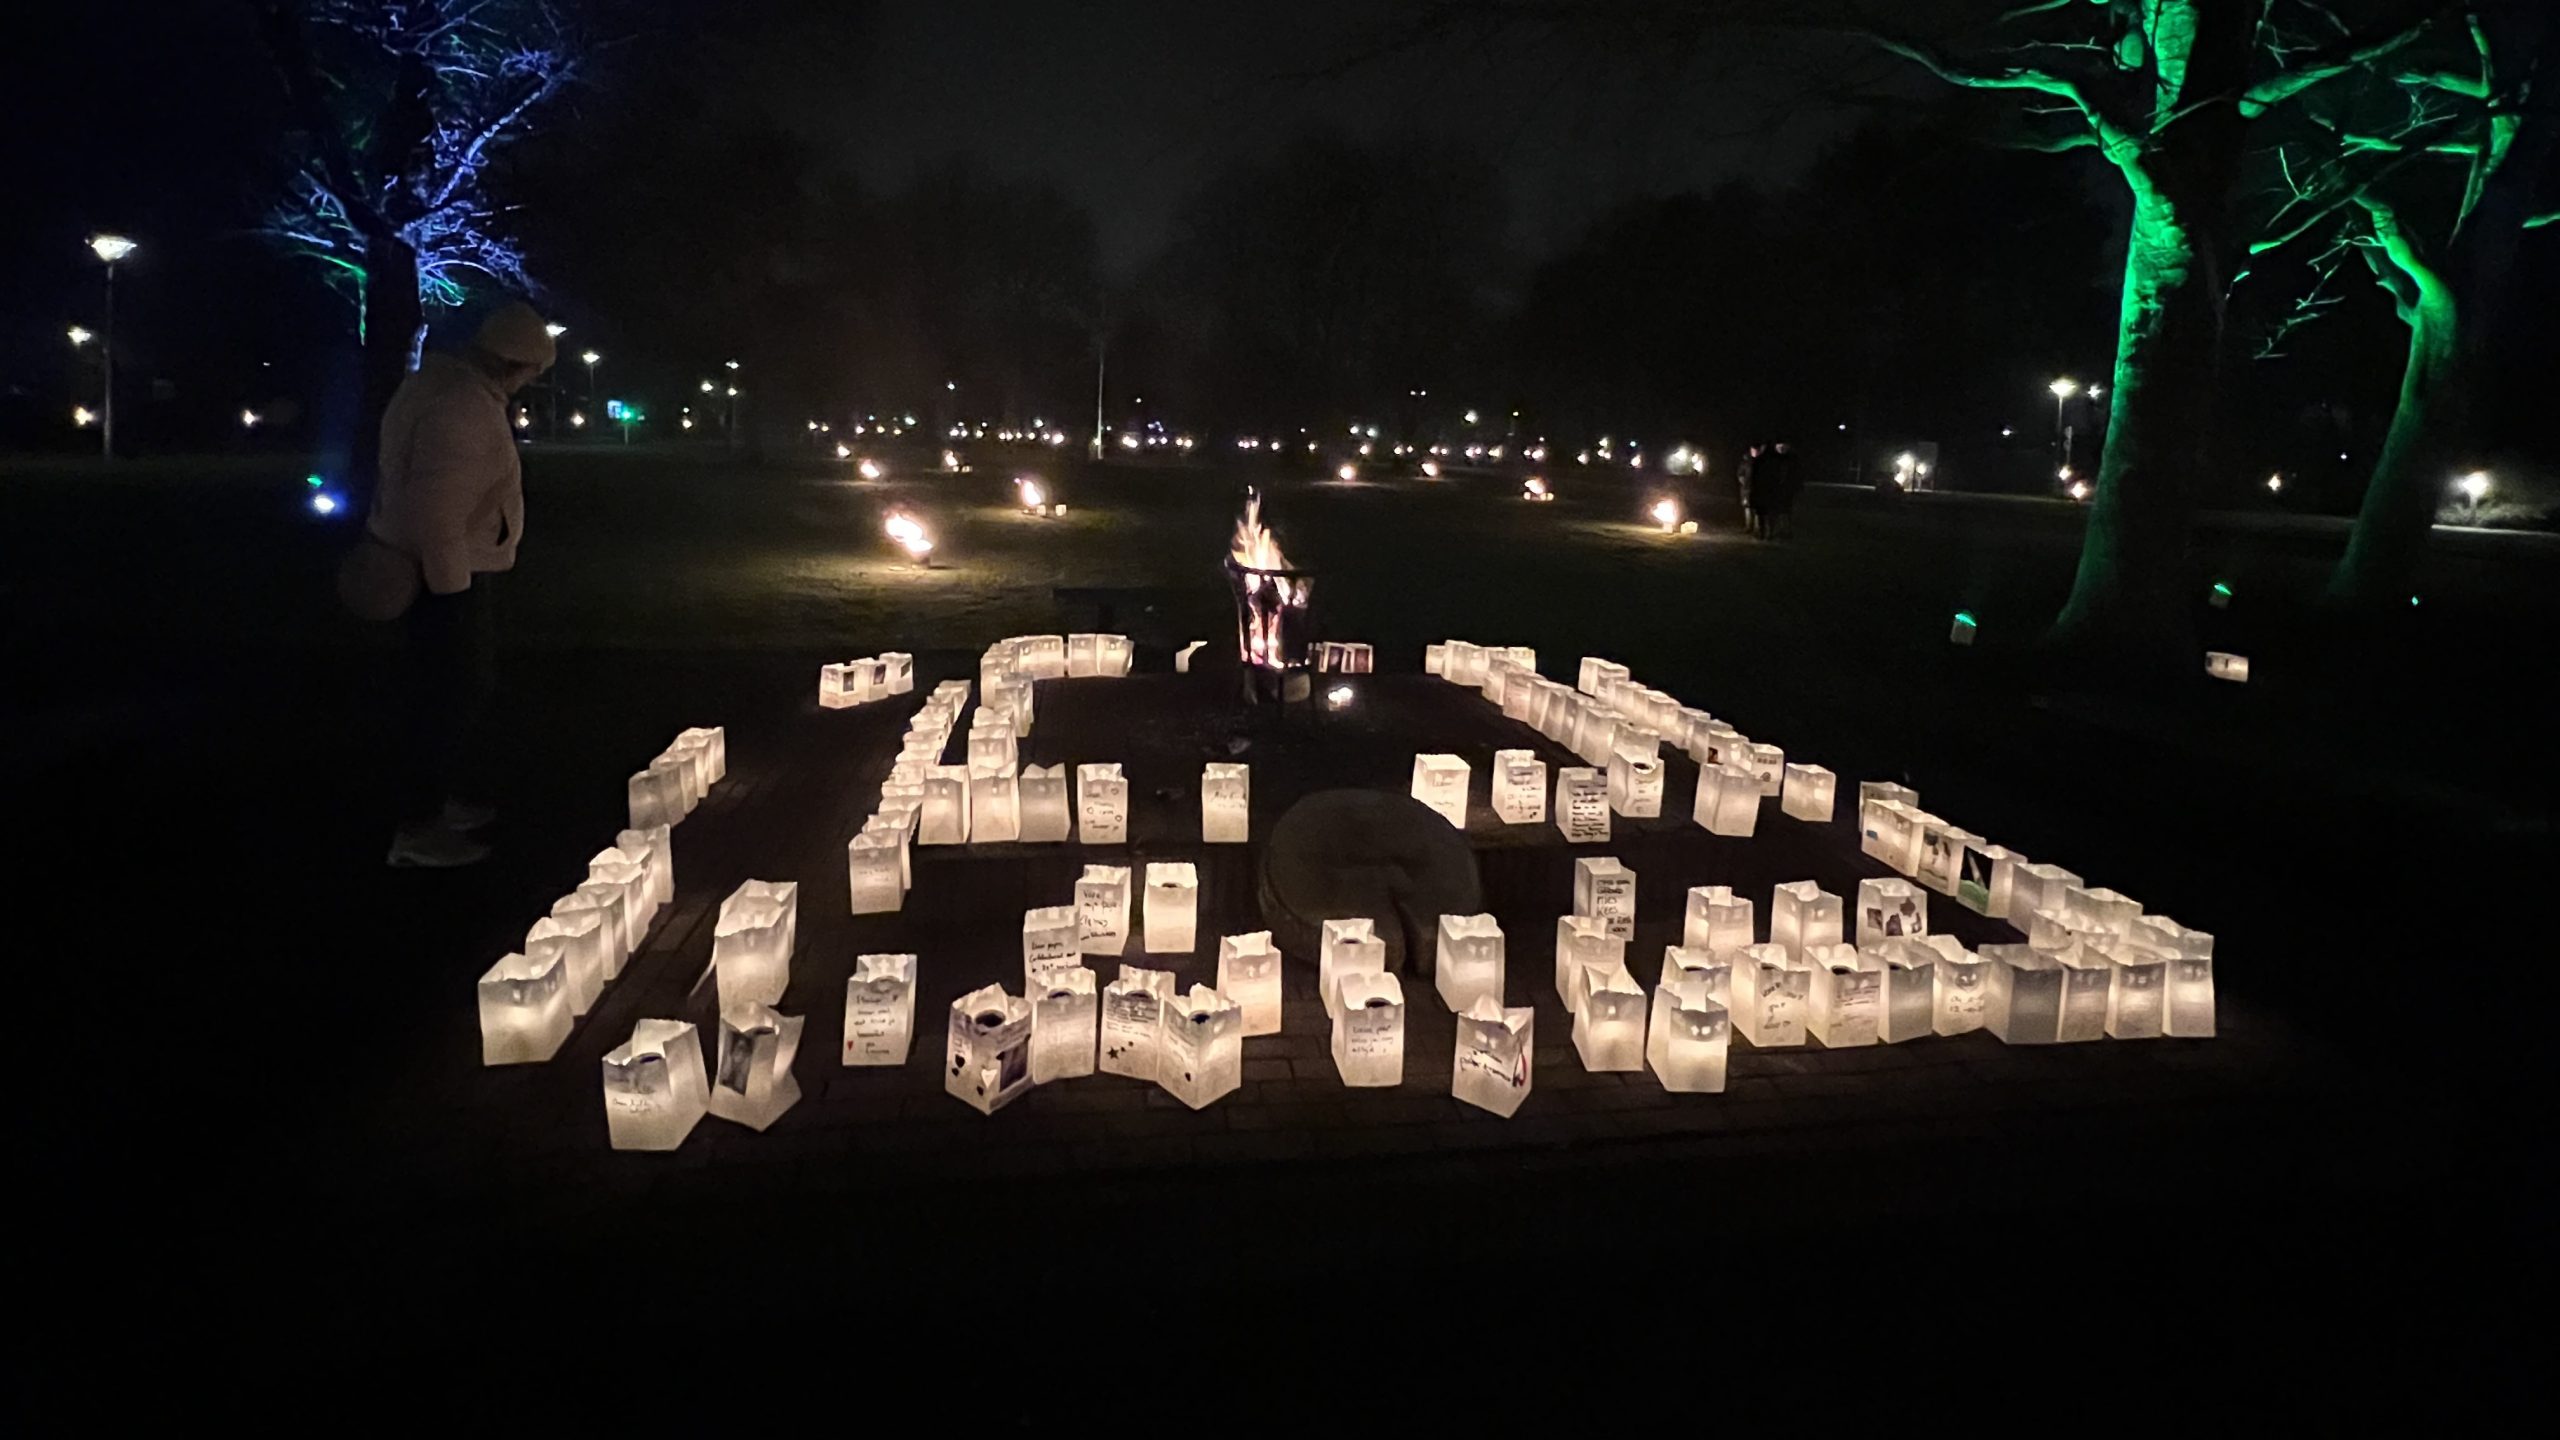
[2249,136,2441,256]
[2238,13,2442,117]
[2006,130,2103,153]
[1867,34,2140,165]
[2452,13,2510,235]
[1996,0,2079,24]
[2394,66,2489,97]
[2339,132,2479,155]
[2355,190,2450,320]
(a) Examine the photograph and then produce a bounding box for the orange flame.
[1232,490,1295,572]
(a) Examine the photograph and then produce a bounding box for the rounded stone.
[1259,788,1481,977]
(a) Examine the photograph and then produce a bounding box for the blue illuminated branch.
[262,1,582,327]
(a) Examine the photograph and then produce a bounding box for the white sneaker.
[388,823,491,869]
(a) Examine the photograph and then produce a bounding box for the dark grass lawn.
[10,441,2549,819]
[6,444,2541,1370]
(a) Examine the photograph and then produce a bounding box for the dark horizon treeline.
[498,96,2443,507]
[9,73,2496,513]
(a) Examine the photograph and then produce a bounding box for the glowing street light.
[71,405,96,428]
[67,325,92,346]
[858,458,885,481]
[1464,409,1479,424]
[2046,376,2080,471]
[1420,460,1440,478]
[1336,463,1358,482]
[240,409,262,430]
[2086,383,2104,399]
[543,322,567,339]
[2266,473,2284,494]
[569,411,587,428]
[2456,470,2491,504]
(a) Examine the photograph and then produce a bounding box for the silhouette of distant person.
[1738,445,1761,538]
[1756,441,1800,540]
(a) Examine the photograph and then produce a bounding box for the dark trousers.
[401,579,498,822]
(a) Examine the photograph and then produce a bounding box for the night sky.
[2,0,1914,377]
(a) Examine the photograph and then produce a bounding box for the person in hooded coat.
[371,301,555,868]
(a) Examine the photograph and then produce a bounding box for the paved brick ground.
[390,660,2342,1217]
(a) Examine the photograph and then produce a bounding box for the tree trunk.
[2047,178,2224,670]
[2327,86,2548,609]
[2326,287,2459,609]
[349,233,425,508]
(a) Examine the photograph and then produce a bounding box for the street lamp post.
[581,350,602,436]
[1090,337,1107,461]
[89,235,137,461]
[2048,377,2078,475]
[544,324,567,435]
[723,360,741,444]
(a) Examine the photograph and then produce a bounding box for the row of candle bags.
[816,651,913,709]
[586,850,2225,1151]
[624,725,729,833]
[477,726,725,1066]
[1422,643,1818,840]
[846,640,1228,908]
[1426,642,2219,1040]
